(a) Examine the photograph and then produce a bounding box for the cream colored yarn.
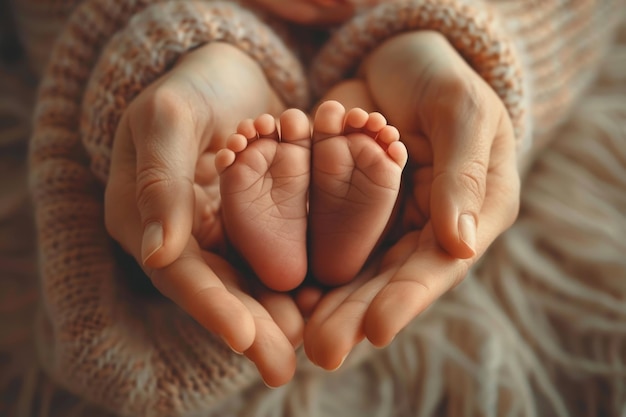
[29,1,307,416]
[0,0,624,416]
[204,16,626,417]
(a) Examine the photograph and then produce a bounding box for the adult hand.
[303,31,521,369]
[104,42,301,386]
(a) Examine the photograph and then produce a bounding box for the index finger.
[148,238,256,354]
[365,161,519,347]
[105,154,256,352]
[364,235,468,347]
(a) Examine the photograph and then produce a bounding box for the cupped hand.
[104,42,300,386]
[302,31,521,369]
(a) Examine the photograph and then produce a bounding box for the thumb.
[123,96,200,269]
[430,165,485,259]
[428,102,493,259]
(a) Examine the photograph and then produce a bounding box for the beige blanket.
[1,17,625,417]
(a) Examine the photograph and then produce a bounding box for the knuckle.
[458,160,488,203]
[129,78,213,148]
[433,71,488,122]
[131,84,187,129]
[134,166,194,211]
[460,81,488,120]
[135,166,174,208]
[148,85,186,117]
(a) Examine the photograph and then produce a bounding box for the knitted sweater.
[21,0,623,416]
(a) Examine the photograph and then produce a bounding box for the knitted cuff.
[29,1,305,416]
[310,0,530,148]
[491,0,623,158]
[81,0,309,183]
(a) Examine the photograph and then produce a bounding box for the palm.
[302,141,472,369]
[302,31,522,369]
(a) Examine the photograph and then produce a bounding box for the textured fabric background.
[1,4,626,417]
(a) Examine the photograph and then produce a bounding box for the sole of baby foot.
[309,100,408,286]
[215,110,311,292]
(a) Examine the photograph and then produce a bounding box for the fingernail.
[221,336,243,355]
[263,380,278,390]
[458,214,477,256]
[141,222,163,264]
[329,353,349,372]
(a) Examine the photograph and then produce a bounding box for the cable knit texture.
[21,0,624,416]
[29,0,307,415]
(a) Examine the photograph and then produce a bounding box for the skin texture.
[105,17,520,382]
[216,110,312,292]
[309,101,407,285]
[215,102,406,290]
[106,42,301,387]
[301,31,520,370]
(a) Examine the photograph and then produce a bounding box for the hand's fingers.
[303,264,385,370]
[148,243,255,354]
[255,287,305,348]
[365,225,468,347]
[294,286,324,319]
[365,162,520,347]
[223,279,297,387]
[305,161,519,367]
[122,87,202,269]
[474,120,521,244]
[303,282,357,365]
[104,189,296,388]
[425,76,499,259]
[243,315,298,388]
[169,247,299,387]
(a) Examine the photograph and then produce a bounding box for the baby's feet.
[310,101,408,285]
[215,109,311,292]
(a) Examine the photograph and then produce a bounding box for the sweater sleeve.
[310,0,624,160]
[28,1,307,416]
[79,0,309,182]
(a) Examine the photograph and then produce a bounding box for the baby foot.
[215,109,311,292]
[310,100,408,286]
